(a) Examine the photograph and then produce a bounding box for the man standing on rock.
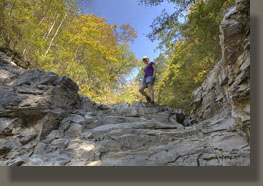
[139,56,156,105]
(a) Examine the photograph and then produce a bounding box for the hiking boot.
[146,96,151,102]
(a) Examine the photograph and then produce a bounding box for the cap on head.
[142,56,149,60]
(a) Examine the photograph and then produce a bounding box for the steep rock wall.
[189,0,250,142]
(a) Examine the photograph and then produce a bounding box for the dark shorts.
[141,76,155,86]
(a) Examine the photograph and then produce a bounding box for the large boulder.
[0,51,82,145]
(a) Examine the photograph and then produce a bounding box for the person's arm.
[152,63,156,79]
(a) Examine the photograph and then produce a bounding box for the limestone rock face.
[189,0,250,141]
[0,0,250,166]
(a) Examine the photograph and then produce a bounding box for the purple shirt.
[144,62,154,78]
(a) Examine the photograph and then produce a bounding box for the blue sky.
[84,0,176,61]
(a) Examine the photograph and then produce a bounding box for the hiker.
[139,56,156,104]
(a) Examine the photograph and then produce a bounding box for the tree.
[0,0,141,105]
[138,0,197,41]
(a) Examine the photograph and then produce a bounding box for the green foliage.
[138,0,196,41]
[138,0,235,114]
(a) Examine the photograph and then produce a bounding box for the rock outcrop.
[0,0,250,166]
[188,0,250,141]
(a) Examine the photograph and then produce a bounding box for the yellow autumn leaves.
[0,0,142,105]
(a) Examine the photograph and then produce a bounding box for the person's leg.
[139,84,149,98]
[147,83,154,103]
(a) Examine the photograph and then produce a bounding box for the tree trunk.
[74,46,80,60]
[38,0,53,26]
[38,16,46,26]
[45,13,67,55]
[44,13,59,41]
[22,47,27,55]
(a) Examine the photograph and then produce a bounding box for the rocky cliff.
[189,0,250,142]
[0,0,250,166]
